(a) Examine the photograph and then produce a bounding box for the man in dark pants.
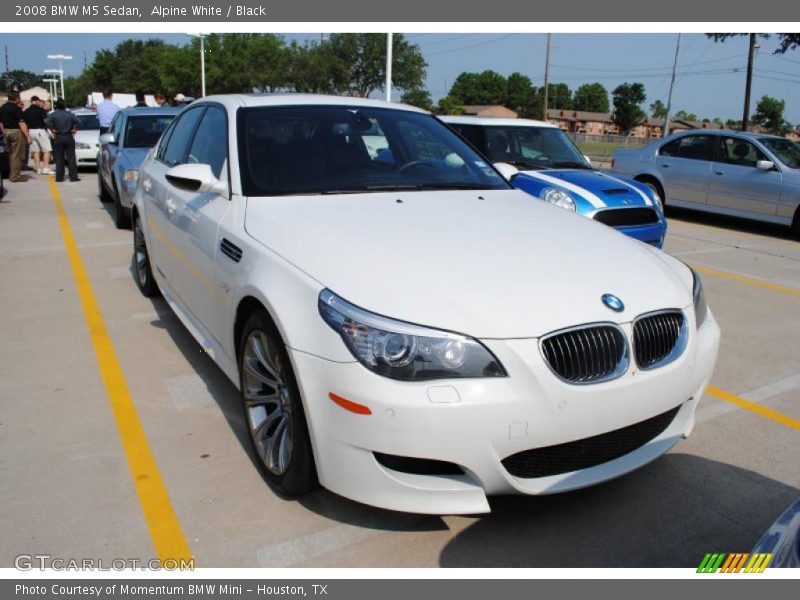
[45,99,81,182]
[0,91,32,182]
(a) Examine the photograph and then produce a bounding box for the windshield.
[76,114,100,130]
[238,105,511,196]
[450,123,591,170]
[759,137,800,169]
[124,115,175,148]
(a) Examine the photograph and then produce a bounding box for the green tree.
[573,83,609,112]
[0,69,44,91]
[673,109,698,122]
[611,82,646,135]
[752,95,791,135]
[449,70,507,105]
[437,95,465,115]
[400,88,433,111]
[505,72,541,119]
[649,100,667,118]
[541,82,572,110]
[725,119,743,130]
[322,33,426,97]
[707,33,800,54]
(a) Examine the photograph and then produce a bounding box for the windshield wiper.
[553,161,591,169]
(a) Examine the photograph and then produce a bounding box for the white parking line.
[696,374,800,425]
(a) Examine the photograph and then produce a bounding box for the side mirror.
[165,163,228,196]
[756,160,775,171]
[99,133,115,145]
[493,162,520,182]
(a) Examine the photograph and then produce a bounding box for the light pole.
[187,33,207,97]
[43,77,59,102]
[44,69,61,100]
[385,33,393,102]
[47,54,72,101]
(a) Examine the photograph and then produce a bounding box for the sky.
[2,32,798,123]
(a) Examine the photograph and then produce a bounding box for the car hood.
[244,190,690,339]
[516,169,655,210]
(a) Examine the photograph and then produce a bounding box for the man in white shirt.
[96,88,119,134]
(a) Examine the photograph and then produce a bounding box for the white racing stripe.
[601,172,654,206]
[520,170,606,209]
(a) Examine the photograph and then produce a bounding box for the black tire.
[239,310,317,496]
[112,179,131,229]
[637,177,665,208]
[132,214,160,297]
[98,172,113,203]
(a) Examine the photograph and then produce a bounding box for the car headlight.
[75,142,91,149]
[319,289,506,381]
[123,170,139,183]
[692,269,708,327]
[540,187,576,211]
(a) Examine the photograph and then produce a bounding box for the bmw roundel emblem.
[602,293,625,312]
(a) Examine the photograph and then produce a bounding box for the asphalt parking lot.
[0,170,798,568]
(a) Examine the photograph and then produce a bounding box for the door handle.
[714,170,724,175]
[660,164,670,168]
[166,197,176,214]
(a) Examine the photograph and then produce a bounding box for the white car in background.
[131,94,720,514]
[71,109,101,167]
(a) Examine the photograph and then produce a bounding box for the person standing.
[45,99,81,183]
[154,92,167,107]
[134,90,148,108]
[0,92,32,182]
[23,96,54,175]
[96,88,119,134]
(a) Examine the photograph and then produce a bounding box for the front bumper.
[76,147,99,165]
[290,309,721,514]
[614,221,667,248]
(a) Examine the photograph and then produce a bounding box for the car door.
[141,106,206,292]
[163,104,231,346]
[100,112,124,191]
[707,136,782,216]
[655,134,714,206]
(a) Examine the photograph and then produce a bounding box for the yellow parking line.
[691,264,800,297]
[669,218,799,249]
[48,178,193,566]
[707,385,800,432]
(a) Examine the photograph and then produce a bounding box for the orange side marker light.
[329,392,372,415]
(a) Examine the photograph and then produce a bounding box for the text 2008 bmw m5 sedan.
[131,94,720,514]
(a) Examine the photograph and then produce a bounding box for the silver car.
[613,130,800,234]
[98,107,179,228]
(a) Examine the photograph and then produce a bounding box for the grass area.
[576,140,645,158]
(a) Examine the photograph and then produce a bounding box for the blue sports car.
[442,116,667,248]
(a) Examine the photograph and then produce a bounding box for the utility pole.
[663,33,681,137]
[543,33,552,121]
[742,33,756,131]
[4,46,8,72]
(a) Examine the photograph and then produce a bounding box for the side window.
[156,120,177,161]
[719,137,766,168]
[661,135,713,161]
[111,114,124,142]
[453,125,487,154]
[161,108,205,167]
[187,106,228,178]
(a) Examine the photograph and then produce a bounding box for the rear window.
[124,115,175,148]
[76,114,100,130]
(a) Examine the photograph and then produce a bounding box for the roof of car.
[666,128,784,141]
[196,93,430,114]
[440,115,558,129]
[120,106,182,115]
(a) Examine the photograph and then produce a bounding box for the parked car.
[71,109,101,168]
[613,130,800,233]
[751,497,800,568]
[131,94,720,514]
[98,107,180,228]
[442,116,667,247]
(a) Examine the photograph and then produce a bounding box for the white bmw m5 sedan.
[131,94,720,514]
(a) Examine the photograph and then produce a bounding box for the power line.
[408,34,477,48]
[426,35,517,57]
